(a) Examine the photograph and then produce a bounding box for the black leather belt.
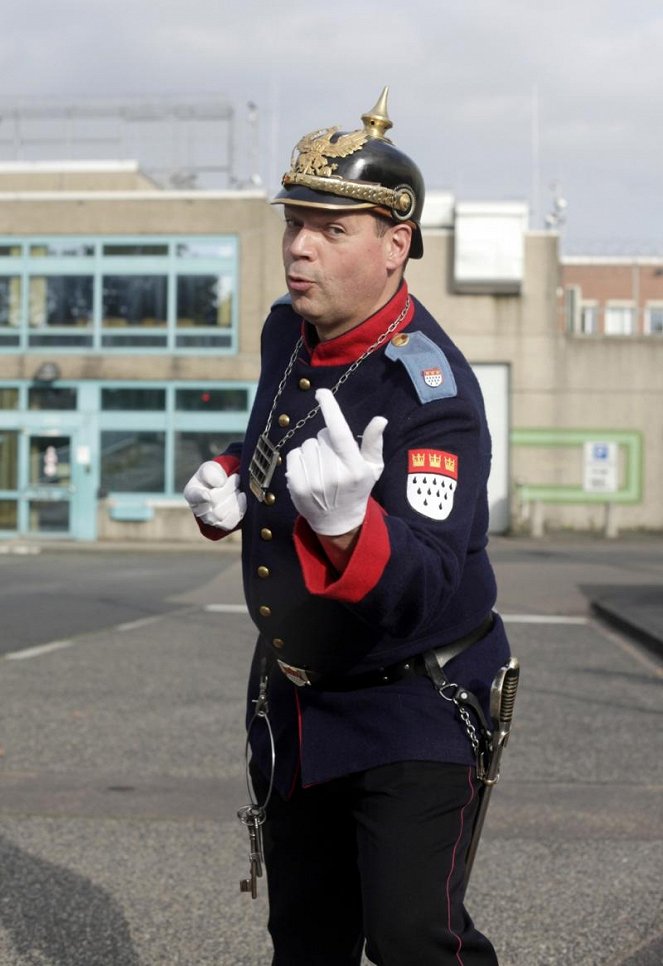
[276,614,494,690]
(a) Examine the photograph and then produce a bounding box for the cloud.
[1,0,662,248]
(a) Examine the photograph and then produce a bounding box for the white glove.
[285,389,387,536]
[183,460,247,530]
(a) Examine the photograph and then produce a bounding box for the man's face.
[282,206,406,340]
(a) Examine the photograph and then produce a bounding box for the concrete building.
[0,164,660,543]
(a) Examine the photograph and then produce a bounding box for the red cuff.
[194,455,241,542]
[293,497,390,602]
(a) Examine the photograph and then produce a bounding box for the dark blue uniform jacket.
[202,283,510,797]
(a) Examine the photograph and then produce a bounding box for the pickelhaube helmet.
[272,87,425,259]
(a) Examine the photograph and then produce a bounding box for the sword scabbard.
[463,657,520,893]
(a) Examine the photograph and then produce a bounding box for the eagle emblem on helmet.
[291,127,368,178]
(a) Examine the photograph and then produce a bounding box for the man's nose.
[287,227,315,258]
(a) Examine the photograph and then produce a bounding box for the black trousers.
[251,760,499,966]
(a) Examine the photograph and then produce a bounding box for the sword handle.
[499,657,520,729]
[490,657,520,733]
[485,657,520,784]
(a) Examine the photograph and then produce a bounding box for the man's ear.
[386,223,413,269]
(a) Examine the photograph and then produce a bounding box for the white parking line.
[116,615,163,632]
[500,614,588,625]
[204,604,249,614]
[4,639,75,660]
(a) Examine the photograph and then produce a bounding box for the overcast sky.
[2,0,662,253]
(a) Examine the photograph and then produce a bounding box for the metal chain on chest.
[249,297,411,500]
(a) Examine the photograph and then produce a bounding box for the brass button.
[259,605,272,617]
[260,528,273,541]
[278,414,290,427]
[264,492,276,506]
[299,378,311,391]
[257,565,270,579]
[272,638,285,649]
[391,333,409,347]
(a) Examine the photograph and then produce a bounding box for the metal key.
[238,804,265,899]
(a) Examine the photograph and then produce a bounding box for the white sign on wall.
[583,441,618,493]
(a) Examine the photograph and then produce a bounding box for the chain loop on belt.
[244,673,275,813]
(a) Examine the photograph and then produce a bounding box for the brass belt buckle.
[277,659,312,687]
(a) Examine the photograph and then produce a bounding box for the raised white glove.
[183,460,246,530]
[285,389,387,536]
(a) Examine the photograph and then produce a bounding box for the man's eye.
[327,225,345,236]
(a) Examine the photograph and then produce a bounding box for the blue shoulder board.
[271,293,292,308]
[385,330,457,403]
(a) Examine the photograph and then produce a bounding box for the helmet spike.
[361,87,393,140]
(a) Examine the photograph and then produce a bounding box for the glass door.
[25,433,75,535]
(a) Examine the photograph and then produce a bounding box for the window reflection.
[101,388,166,411]
[175,388,248,411]
[0,500,17,529]
[102,276,168,327]
[101,431,166,492]
[0,277,21,327]
[29,436,71,485]
[28,276,93,327]
[30,242,95,257]
[0,431,18,488]
[177,275,233,328]
[175,431,238,491]
[0,388,19,410]
[28,388,78,411]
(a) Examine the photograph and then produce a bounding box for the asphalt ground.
[0,535,661,966]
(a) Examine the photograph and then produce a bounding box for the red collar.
[302,283,413,366]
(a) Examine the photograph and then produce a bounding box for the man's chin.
[288,292,318,322]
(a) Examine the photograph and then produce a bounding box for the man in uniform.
[184,88,509,966]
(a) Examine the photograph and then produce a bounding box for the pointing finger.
[315,389,357,459]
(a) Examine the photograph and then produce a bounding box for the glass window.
[28,387,77,410]
[28,276,93,327]
[29,501,69,532]
[0,500,17,529]
[604,306,634,335]
[645,306,663,334]
[579,305,598,335]
[175,331,233,349]
[177,275,233,328]
[175,388,248,411]
[0,388,19,409]
[0,277,21,327]
[0,431,18,488]
[102,276,168,327]
[176,240,234,259]
[29,435,71,485]
[29,241,95,257]
[101,388,166,411]
[101,430,166,492]
[0,235,237,353]
[175,431,239,491]
[103,243,169,256]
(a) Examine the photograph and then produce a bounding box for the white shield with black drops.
[406,449,458,521]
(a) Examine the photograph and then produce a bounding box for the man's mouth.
[287,275,315,292]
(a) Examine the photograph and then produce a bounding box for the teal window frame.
[0,378,255,537]
[0,235,239,354]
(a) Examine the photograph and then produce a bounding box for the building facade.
[0,165,660,542]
